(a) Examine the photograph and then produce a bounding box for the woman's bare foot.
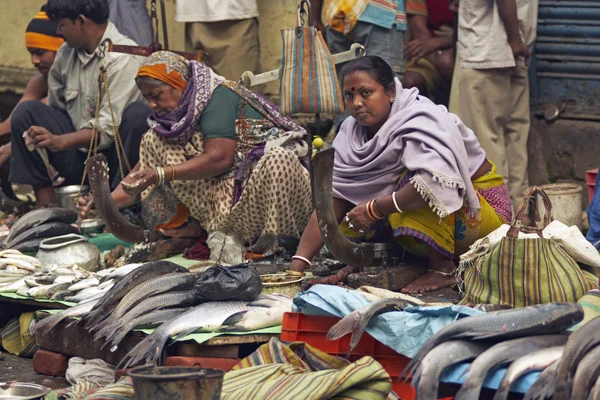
[159,224,202,239]
[401,249,457,294]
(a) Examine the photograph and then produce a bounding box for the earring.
[390,97,395,103]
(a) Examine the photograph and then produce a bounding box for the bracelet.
[169,164,176,182]
[371,199,385,219]
[291,255,312,267]
[365,200,384,221]
[155,166,165,186]
[286,270,306,277]
[391,191,403,213]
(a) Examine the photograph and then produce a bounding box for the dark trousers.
[10,101,149,190]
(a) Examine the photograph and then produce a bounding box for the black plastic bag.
[194,264,262,301]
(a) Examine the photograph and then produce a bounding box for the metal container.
[36,233,100,271]
[79,218,106,235]
[261,273,303,297]
[128,365,224,400]
[55,185,89,211]
[0,382,51,400]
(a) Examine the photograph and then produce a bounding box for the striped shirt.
[359,0,407,31]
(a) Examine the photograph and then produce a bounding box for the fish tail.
[221,311,247,328]
[109,329,129,351]
[454,384,482,400]
[173,328,200,341]
[65,318,81,329]
[493,385,510,400]
[118,334,165,370]
[524,363,559,400]
[326,313,362,342]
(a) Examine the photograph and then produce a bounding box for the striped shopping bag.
[280,0,344,115]
[460,187,598,307]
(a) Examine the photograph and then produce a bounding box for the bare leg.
[401,245,457,294]
[34,186,55,208]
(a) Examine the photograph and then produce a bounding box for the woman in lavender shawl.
[79,51,313,256]
[289,56,512,294]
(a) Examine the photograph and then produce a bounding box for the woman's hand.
[344,201,380,233]
[121,168,157,196]
[77,194,95,220]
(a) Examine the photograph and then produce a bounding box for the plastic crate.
[281,312,418,399]
[586,169,598,203]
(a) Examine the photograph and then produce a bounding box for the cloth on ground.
[44,377,133,400]
[293,285,481,358]
[0,312,37,357]
[66,357,115,386]
[570,288,600,332]
[222,337,395,400]
[184,229,210,260]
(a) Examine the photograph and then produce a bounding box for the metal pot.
[36,233,100,271]
[0,382,51,400]
[55,185,89,212]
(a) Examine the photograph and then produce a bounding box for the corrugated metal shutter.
[534,0,600,119]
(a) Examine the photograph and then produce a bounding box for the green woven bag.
[461,187,598,307]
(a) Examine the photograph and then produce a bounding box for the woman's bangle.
[371,199,385,219]
[155,166,165,186]
[366,200,384,221]
[169,164,176,182]
[292,255,312,267]
[391,191,403,213]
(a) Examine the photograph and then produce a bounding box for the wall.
[0,0,298,97]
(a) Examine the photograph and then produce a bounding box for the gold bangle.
[154,167,160,185]
[371,199,385,219]
[170,164,176,182]
[160,167,165,186]
[286,270,306,277]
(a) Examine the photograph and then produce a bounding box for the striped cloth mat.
[571,288,600,331]
[1,312,38,358]
[223,338,396,400]
[44,378,133,400]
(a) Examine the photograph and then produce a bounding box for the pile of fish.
[1,208,79,252]
[35,260,293,369]
[342,302,583,400]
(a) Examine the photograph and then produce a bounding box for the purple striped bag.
[280,1,344,115]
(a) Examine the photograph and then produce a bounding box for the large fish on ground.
[493,346,564,400]
[95,290,197,342]
[4,208,77,246]
[327,297,420,355]
[221,294,293,332]
[12,238,45,253]
[34,299,99,335]
[571,344,600,400]
[592,374,600,400]
[413,340,490,400]
[523,361,560,400]
[401,303,583,381]
[82,261,188,328]
[4,222,79,249]
[108,308,190,352]
[454,334,569,400]
[89,273,195,333]
[118,301,249,369]
[553,315,600,399]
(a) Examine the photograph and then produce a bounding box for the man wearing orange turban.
[0,7,64,200]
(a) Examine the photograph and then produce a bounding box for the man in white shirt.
[176,0,260,81]
[450,0,538,211]
[9,0,149,207]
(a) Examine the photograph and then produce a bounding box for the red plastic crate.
[586,169,598,203]
[282,312,417,399]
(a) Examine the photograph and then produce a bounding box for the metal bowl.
[0,382,51,400]
[55,185,89,211]
[79,218,106,235]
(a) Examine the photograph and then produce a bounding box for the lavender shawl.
[332,79,486,218]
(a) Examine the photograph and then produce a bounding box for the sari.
[137,52,313,253]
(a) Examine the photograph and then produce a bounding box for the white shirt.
[457,0,539,69]
[48,23,145,151]
[175,0,258,23]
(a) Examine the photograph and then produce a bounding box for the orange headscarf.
[25,10,64,52]
[136,51,190,92]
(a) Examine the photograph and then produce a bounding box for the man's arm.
[0,73,49,139]
[496,0,530,64]
[310,0,325,32]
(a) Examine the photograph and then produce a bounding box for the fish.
[592,374,600,400]
[0,278,26,293]
[4,222,79,249]
[493,346,564,400]
[83,261,188,328]
[12,238,45,253]
[31,282,74,299]
[66,284,113,303]
[50,290,77,301]
[95,290,197,343]
[413,340,490,400]
[97,279,114,290]
[571,344,600,400]
[221,294,293,332]
[68,277,99,291]
[90,273,195,333]
[33,274,57,285]
[553,314,600,399]
[34,299,99,335]
[17,285,31,296]
[53,275,76,284]
[454,334,569,400]
[118,301,249,369]
[4,208,77,246]
[327,297,420,355]
[523,361,560,400]
[98,263,143,283]
[401,303,583,381]
[108,308,191,352]
[0,257,38,271]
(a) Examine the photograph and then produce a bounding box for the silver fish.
[402,303,583,381]
[34,299,99,335]
[523,361,560,400]
[118,301,249,369]
[221,295,293,332]
[108,308,190,352]
[414,340,490,400]
[97,279,114,290]
[571,344,600,400]
[455,334,569,400]
[3,208,77,245]
[50,290,77,301]
[4,222,79,249]
[68,277,100,291]
[95,290,197,343]
[493,346,564,400]
[31,282,73,299]
[0,278,26,293]
[98,263,143,283]
[66,284,113,303]
[17,285,31,296]
[327,297,420,355]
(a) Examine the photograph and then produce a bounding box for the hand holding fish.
[24,126,64,152]
[122,168,157,196]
